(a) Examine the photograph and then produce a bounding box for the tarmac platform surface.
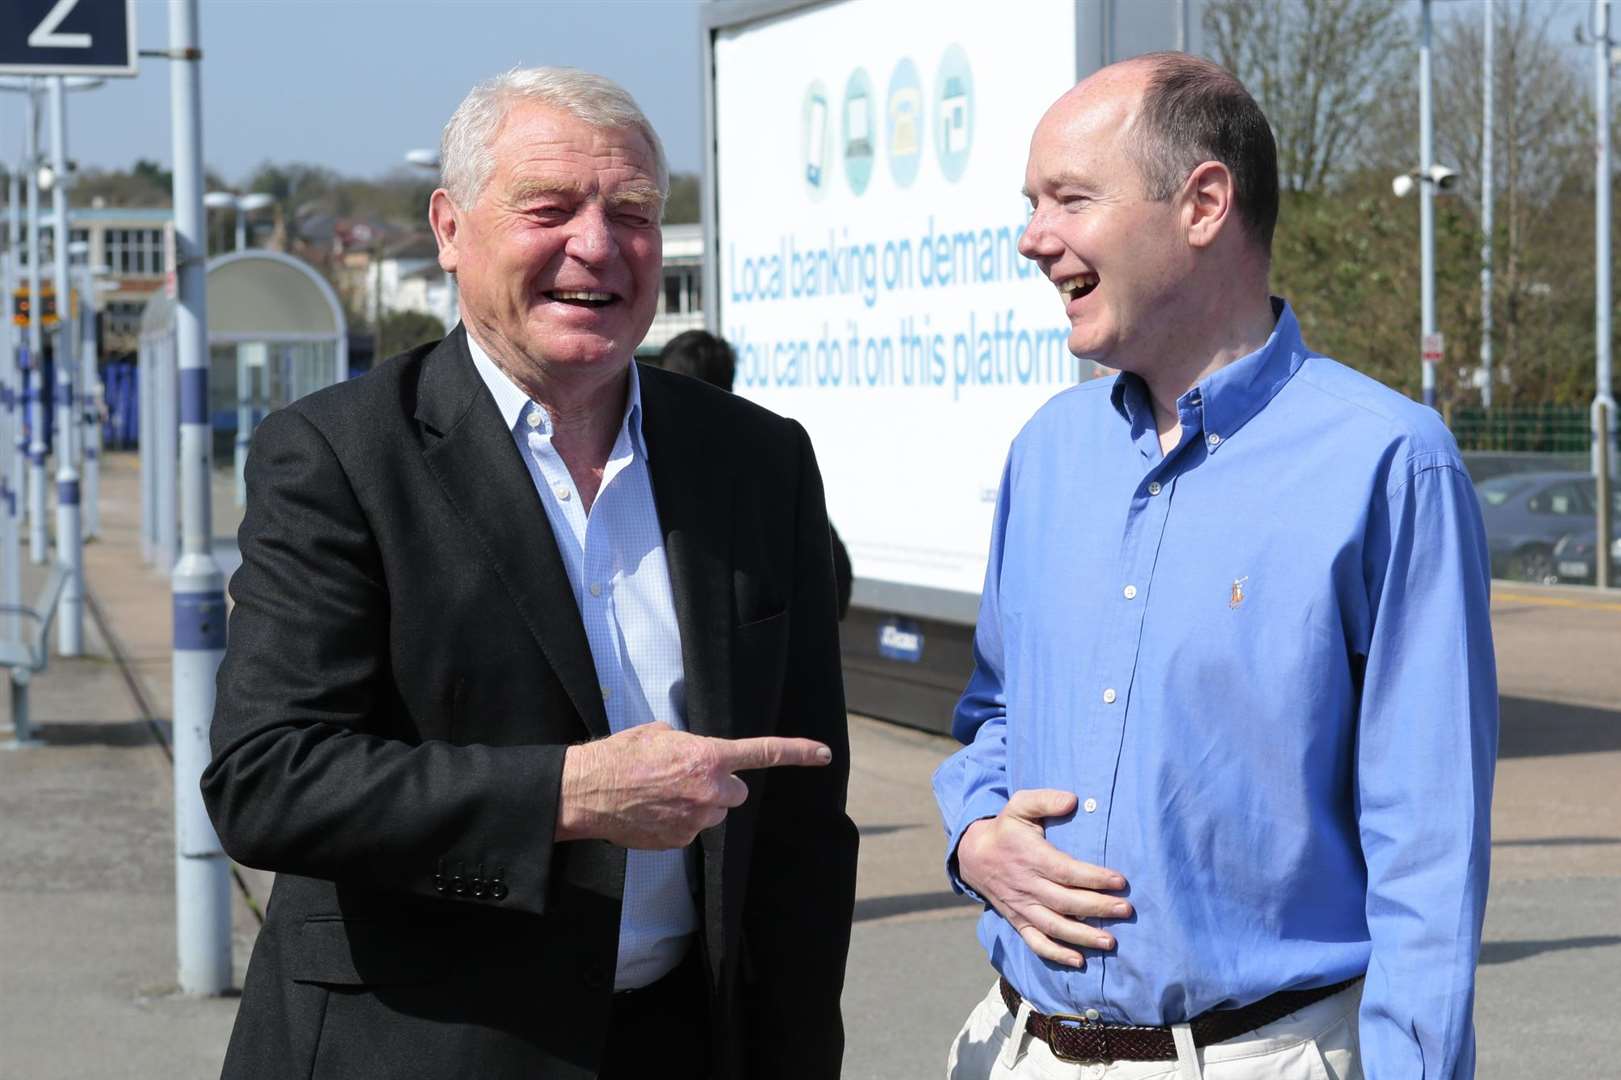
[2,451,1618,1078]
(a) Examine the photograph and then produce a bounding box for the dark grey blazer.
[202,328,858,1079]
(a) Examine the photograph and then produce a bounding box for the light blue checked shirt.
[934,302,1497,1077]
[469,336,697,991]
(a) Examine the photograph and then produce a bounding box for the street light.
[1391,165,1459,199]
[202,190,274,251]
[204,190,274,507]
[1397,0,1449,410]
[403,148,458,332]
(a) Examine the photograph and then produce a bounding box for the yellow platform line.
[1493,591,1621,613]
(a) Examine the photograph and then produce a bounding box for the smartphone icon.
[805,94,828,187]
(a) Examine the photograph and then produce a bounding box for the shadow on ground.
[1499,696,1621,758]
[30,719,162,748]
[1479,936,1621,965]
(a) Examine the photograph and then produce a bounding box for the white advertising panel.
[714,0,1083,603]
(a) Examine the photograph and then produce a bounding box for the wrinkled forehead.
[490,103,659,176]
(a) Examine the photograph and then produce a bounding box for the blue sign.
[877,618,924,663]
[0,0,138,77]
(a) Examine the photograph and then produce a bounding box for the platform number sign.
[0,0,138,77]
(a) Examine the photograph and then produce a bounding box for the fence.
[1448,405,1590,455]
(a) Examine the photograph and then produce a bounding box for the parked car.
[1551,489,1621,585]
[1473,470,1597,583]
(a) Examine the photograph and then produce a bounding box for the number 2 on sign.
[28,0,91,49]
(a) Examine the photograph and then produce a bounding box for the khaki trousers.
[947,979,1362,1080]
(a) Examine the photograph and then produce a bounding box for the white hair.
[438,66,669,208]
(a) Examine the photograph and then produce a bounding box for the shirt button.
[1083,797,1098,814]
[600,685,612,701]
[1207,433,1222,448]
[526,409,543,428]
[554,484,571,501]
[1102,688,1117,704]
[1147,481,1162,496]
[589,582,603,598]
[1122,585,1137,600]
[1084,1008,1101,1022]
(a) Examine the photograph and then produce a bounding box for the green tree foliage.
[664,172,700,224]
[377,310,447,359]
[1214,0,1607,412]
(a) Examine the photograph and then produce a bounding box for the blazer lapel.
[638,365,735,985]
[415,329,610,739]
[638,366,735,742]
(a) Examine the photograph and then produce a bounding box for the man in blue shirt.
[935,52,1496,1079]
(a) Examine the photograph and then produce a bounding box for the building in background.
[35,204,171,359]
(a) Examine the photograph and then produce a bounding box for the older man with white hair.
[203,67,857,1080]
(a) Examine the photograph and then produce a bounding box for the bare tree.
[1204,0,1411,191]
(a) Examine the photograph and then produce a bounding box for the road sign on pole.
[1422,333,1445,366]
[0,0,138,77]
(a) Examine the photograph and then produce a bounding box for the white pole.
[1481,2,1495,409]
[80,256,101,539]
[24,83,47,566]
[138,337,152,562]
[169,0,232,996]
[1421,0,1438,410]
[3,161,20,644]
[1598,1,1619,477]
[48,77,83,658]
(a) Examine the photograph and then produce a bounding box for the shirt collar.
[1109,297,1304,454]
[465,331,648,459]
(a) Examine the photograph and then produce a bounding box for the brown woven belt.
[999,975,1361,1064]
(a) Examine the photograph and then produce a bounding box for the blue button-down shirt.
[469,337,697,991]
[933,302,1497,1078]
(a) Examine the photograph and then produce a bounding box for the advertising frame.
[701,0,1205,729]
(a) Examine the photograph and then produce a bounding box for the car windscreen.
[1475,474,1531,507]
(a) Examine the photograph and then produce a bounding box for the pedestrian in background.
[936,51,1496,1079]
[658,327,854,619]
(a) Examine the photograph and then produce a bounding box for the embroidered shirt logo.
[1229,576,1249,609]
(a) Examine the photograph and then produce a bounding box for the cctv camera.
[1392,174,1416,198]
[1428,165,1458,191]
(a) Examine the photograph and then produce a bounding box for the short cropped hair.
[657,330,736,391]
[1127,52,1279,254]
[439,66,669,209]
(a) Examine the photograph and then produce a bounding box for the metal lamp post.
[405,148,459,332]
[204,191,272,505]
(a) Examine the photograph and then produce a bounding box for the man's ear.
[1183,160,1234,251]
[428,189,460,273]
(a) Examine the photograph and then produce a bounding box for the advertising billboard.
[711,0,1084,615]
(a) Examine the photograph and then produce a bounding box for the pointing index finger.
[713,736,833,771]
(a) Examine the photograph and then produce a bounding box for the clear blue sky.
[3,0,705,184]
[0,1,1602,189]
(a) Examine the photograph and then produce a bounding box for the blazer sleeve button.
[450,874,467,897]
[490,880,508,901]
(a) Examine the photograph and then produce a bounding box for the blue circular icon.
[933,45,974,183]
[801,80,832,201]
[885,59,924,189]
[842,68,875,197]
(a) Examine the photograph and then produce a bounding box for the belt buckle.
[1046,1010,1112,1065]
